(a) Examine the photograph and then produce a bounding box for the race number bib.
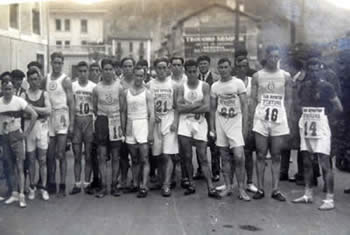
[0,116,15,134]
[217,94,239,118]
[186,113,204,123]
[155,97,171,115]
[301,107,325,139]
[108,114,123,141]
[259,93,283,123]
[153,88,173,115]
[53,109,69,131]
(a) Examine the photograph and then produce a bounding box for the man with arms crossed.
[25,69,51,201]
[92,58,124,198]
[1,81,37,207]
[250,45,292,201]
[292,58,343,210]
[121,65,154,197]
[45,52,75,197]
[210,58,250,201]
[177,59,221,198]
[70,61,96,195]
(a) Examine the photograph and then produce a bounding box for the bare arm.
[330,96,343,114]
[284,73,293,121]
[23,105,38,137]
[120,89,127,136]
[31,91,51,115]
[239,92,248,139]
[63,77,75,133]
[171,85,179,132]
[146,90,155,143]
[250,72,259,117]
[92,87,98,116]
[210,96,217,133]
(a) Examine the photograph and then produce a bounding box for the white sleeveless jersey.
[180,81,204,122]
[127,89,148,120]
[72,80,96,116]
[46,73,68,110]
[95,80,121,116]
[255,69,289,123]
[148,77,174,116]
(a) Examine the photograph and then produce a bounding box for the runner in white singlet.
[92,58,124,198]
[250,45,293,201]
[120,65,154,198]
[45,52,75,197]
[147,58,179,197]
[70,61,96,195]
[177,59,221,199]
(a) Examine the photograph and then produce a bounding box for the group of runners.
[0,45,344,211]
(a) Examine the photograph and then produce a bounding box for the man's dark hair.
[89,62,100,70]
[101,58,114,69]
[153,57,169,67]
[218,58,232,66]
[133,65,146,75]
[27,68,40,79]
[11,69,25,80]
[265,45,280,55]
[234,48,248,58]
[77,61,88,68]
[0,71,11,81]
[197,55,211,64]
[121,57,136,66]
[136,59,148,67]
[27,61,42,70]
[184,60,198,71]
[170,56,184,65]
[112,60,121,68]
[51,52,64,61]
[306,58,321,69]
[286,58,304,71]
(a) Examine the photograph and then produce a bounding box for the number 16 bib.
[259,93,284,123]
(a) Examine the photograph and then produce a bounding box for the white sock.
[75,182,82,187]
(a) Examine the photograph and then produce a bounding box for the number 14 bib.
[300,107,326,139]
[259,93,284,123]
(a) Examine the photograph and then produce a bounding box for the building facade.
[0,2,49,74]
[49,2,109,78]
[109,33,152,66]
[164,3,260,68]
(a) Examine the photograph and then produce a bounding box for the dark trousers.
[280,149,320,179]
[0,135,15,196]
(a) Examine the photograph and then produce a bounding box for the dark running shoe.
[271,190,286,202]
[252,189,265,200]
[184,186,196,196]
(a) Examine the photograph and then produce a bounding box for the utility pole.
[235,0,240,51]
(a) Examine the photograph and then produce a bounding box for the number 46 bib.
[300,107,325,139]
[259,93,284,123]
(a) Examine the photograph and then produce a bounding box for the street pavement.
[1,150,350,235]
